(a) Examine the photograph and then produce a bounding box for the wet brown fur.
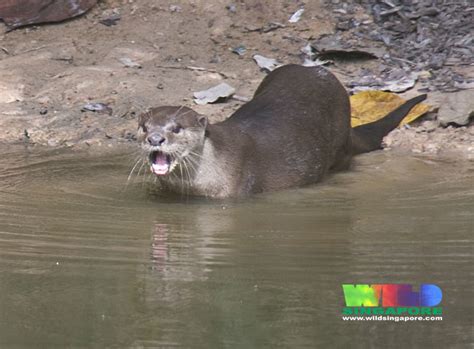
[138,64,426,198]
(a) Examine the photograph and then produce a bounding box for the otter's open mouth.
[149,151,177,176]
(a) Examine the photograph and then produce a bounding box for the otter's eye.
[172,125,183,134]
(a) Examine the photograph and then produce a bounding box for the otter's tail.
[351,94,427,155]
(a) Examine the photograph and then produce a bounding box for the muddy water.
[0,146,472,348]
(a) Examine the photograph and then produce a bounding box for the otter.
[137,64,426,198]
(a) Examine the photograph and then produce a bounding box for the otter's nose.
[147,134,165,146]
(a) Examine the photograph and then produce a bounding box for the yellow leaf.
[350,90,430,128]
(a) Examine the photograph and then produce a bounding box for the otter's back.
[223,64,351,191]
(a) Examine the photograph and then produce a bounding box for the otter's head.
[138,106,208,176]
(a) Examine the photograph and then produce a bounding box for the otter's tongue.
[151,152,170,175]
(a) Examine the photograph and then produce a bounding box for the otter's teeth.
[151,163,169,175]
[169,161,178,173]
[151,152,171,175]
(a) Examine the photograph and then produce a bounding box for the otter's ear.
[198,115,208,128]
[138,112,149,128]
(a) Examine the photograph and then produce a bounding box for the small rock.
[99,14,121,26]
[417,71,432,79]
[82,103,113,115]
[232,45,247,56]
[382,73,418,93]
[420,120,438,132]
[23,129,31,143]
[252,54,282,72]
[119,57,142,68]
[193,83,235,105]
[438,90,474,126]
[209,54,221,64]
[289,8,304,23]
[226,4,236,13]
[170,5,182,12]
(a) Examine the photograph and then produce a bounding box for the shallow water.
[0,146,472,348]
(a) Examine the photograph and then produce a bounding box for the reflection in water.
[0,146,472,348]
[151,223,169,272]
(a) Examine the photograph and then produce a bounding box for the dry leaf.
[350,90,430,127]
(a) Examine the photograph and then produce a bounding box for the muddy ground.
[0,0,472,158]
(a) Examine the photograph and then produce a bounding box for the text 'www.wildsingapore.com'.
[341,284,444,322]
[342,314,443,322]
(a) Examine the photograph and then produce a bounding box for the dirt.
[0,0,472,158]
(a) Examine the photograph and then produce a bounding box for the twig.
[14,45,49,55]
[381,0,397,8]
[154,64,230,78]
[379,0,408,20]
[390,56,417,66]
[380,6,403,16]
[232,95,250,102]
